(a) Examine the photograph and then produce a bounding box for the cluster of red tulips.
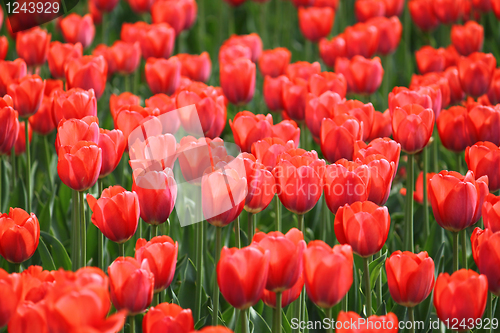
[1,0,500,332]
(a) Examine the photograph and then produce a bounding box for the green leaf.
[37,238,56,271]
[370,250,387,289]
[249,307,271,333]
[40,231,72,270]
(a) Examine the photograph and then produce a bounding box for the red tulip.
[344,22,380,58]
[151,0,186,35]
[434,269,488,331]
[0,106,19,155]
[366,157,395,205]
[366,16,402,55]
[415,46,447,74]
[11,122,31,156]
[458,52,496,98]
[129,132,178,172]
[0,59,27,97]
[443,66,466,104]
[132,167,177,225]
[303,241,353,308]
[52,88,97,125]
[286,61,321,81]
[145,57,181,95]
[60,14,95,48]
[177,52,211,82]
[367,109,392,140]
[140,23,176,60]
[0,208,39,264]
[428,170,489,232]
[305,91,344,139]
[0,37,8,60]
[127,0,155,12]
[335,56,384,94]
[108,41,141,75]
[47,42,83,79]
[263,75,289,111]
[471,228,500,296]
[16,27,51,67]
[355,0,386,22]
[336,311,399,333]
[273,150,325,214]
[451,21,484,56]
[282,79,308,122]
[240,153,275,213]
[251,137,295,170]
[29,94,56,136]
[110,93,141,119]
[298,6,335,42]
[354,137,401,173]
[229,112,273,153]
[308,72,347,97]
[262,274,304,309]
[135,236,178,293]
[89,0,103,25]
[98,129,125,178]
[409,81,446,116]
[55,116,99,152]
[437,106,472,152]
[0,269,21,328]
[334,99,375,140]
[57,141,101,191]
[392,104,434,154]
[108,257,154,314]
[65,55,108,99]
[8,75,44,118]
[320,115,363,163]
[143,303,194,333]
[223,0,247,6]
[271,120,301,146]
[90,0,120,12]
[388,86,433,117]
[466,141,500,192]
[217,245,270,309]
[223,33,263,62]
[433,0,466,24]
[258,48,291,78]
[319,34,346,68]
[472,0,492,12]
[87,185,140,244]
[409,0,439,31]
[483,193,500,233]
[335,201,390,257]
[220,57,256,105]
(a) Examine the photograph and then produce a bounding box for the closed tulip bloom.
[486,68,500,104]
[366,16,402,55]
[451,21,484,56]
[335,56,384,94]
[458,52,496,98]
[365,157,395,205]
[0,37,8,60]
[286,61,321,82]
[0,208,39,264]
[433,0,466,24]
[336,311,399,333]
[143,303,193,333]
[334,99,375,140]
[263,76,288,111]
[55,116,99,151]
[305,91,344,139]
[320,115,363,163]
[29,94,56,136]
[409,0,439,31]
[335,201,390,257]
[140,23,176,60]
[303,241,353,308]
[298,7,335,42]
[0,270,22,329]
[385,251,435,307]
[472,0,492,12]
[251,138,295,170]
[217,245,270,310]
[471,228,500,295]
[415,46,447,74]
[52,88,97,125]
[108,41,141,75]
[392,104,434,154]
[344,23,380,58]
[434,269,488,331]
[8,75,44,118]
[443,66,465,104]
[308,72,347,97]
[324,160,370,214]
[66,55,108,99]
[223,0,247,6]
[223,33,263,63]
[466,142,500,192]
[58,141,101,191]
[240,153,275,213]
[60,14,95,48]
[355,0,386,22]
[258,48,291,78]
[16,27,51,67]
[151,0,187,36]
[220,57,256,105]
[428,170,488,232]
[108,257,154,314]
[367,110,392,140]
[483,193,500,232]
[437,106,472,152]
[382,0,404,16]
[129,133,177,172]
[282,79,308,122]
[466,105,500,145]
[177,52,211,82]
[110,92,141,119]
[90,0,119,12]
[135,236,178,293]
[47,42,83,79]
[145,57,181,95]
[262,274,304,309]
[388,86,433,117]
[0,106,19,155]
[98,129,125,178]
[127,0,155,13]
[354,137,401,173]
[319,34,346,68]
[230,112,273,153]
[0,59,27,97]
[272,120,301,146]
[132,168,177,225]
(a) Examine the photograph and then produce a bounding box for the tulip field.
[3,0,500,332]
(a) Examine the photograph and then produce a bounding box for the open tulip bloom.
[3,1,500,332]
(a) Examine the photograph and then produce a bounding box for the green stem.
[213,226,222,325]
[152,292,159,307]
[11,146,16,183]
[298,214,304,234]
[240,309,249,333]
[118,242,125,257]
[453,232,459,272]
[486,292,492,333]
[292,294,302,333]
[432,131,439,172]
[247,212,254,245]
[275,195,281,232]
[382,55,391,109]
[363,257,372,317]
[124,75,131,93]
[197,0,205,52]
[97,179,104,270]
[274,292,282,333]
[456,152,462,174]
[259,1,269,48]
[194,221,204,321]
[322,195,329,243]
[43,135,53,190]
[405,154,415,252]
[79,191,86,267]
[341,293,348,312]
[325,307,333,333]
[423,146,430,238]
[461,229,467,269]
[101,12,108,45]
[128,315,135,333]
[72,189,79,271]
[376,250,383,310]
[305,40,312,62]
[408,307,415,333]
[25,120,31,213]
[151,225,158,239]
[228,4,235,36]
[235,216,241,248]
[14,263,21,273]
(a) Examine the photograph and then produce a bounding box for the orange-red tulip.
[271,120,301,146]
[90,0,119,12]
[434,269,488,331]
[319,34,346,68]
[367,109,392,140]
[145,57,181,95]
[466,141,500,192]
[308,72,347,97]
[98,129,125,178]
[458,52,496,98]
[230,112,273,153]
[0,208,39,264]
[110,92,141,119]
[143,303,194,333]
[335,201,390,257]
[258,48,291,78]
[305,91,344,139]
[400,171,436,204]
[471,228,500,296]
[344,22,379,59]
[0,37,8,60]
[451,21,484,56]
[139,23,176,60]
[177,52,211,82]
[334,99,375,140]
[366,16,402,55]
[220,57,256,105]
[466,105,500,145]
[443,66,465,104]
[65,55,108,99]
[303,241,353,308]
[281,78,308,121]
[336,311,399,333]
[16,27,51,67]
[354,137,401,173]
[60,14,95,49]
[108,41,141,75]
[58,141,101,191]
[262,274,304,309]
[0,59,27,96]
[29,94,56,136]
[335,56,384,94]
[47,41,83,79]
[55,116,99,152]
[240,153,275,213]
[223,33,263,63]
[251,137,295,170]
[298,7,335,42]
[437,106,472,152]
[52,88,97,125]
[409,0,439,31]
[415,46,447,74]
[355,0,386,22]
[392,104,434,154]
[483,193,500,233]
[286,61,321,81]
[433,0,466,24]
[8,74,44,118]
[0,269,21,328]
[320,115,363,163]
[0,106,19,155]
